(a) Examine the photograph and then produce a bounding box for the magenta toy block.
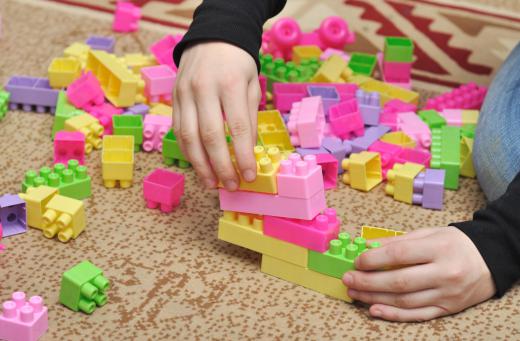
[356,89,381,126]
[368,140,402,178]
[123,104,149,116]
[85,102,122,135]
[334,83,359,101]
[143,114,172,152]
[424,83,487,111]
[287,96,326,148]
[307,85,339,114]
[0,194,27,237]
[315,153,338,189]
[85,36,115,53]
[383,60,412,83]
[259,74,267,110]
[149,34,183,71]
[0,292,48,341]
[264,208,340,252]
[54,131,85,165]
[413,169,445,210]
[277,154,324,199]
[66,72,105,110]
[143,168,185,213]
[397,112,431,150]
[380,99,417,131]
[5,76,59,114]
[349,125,391,153]
[322,136,348,173]
[320,48,350,62]
[395,148,431,168]
[112,1,141,33]
[141,65,176,104]
[219,188,326,220]
[328,98,364,140]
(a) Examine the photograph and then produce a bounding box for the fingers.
[248,78,261,143]
[348,288,440,309]
[369,304,447,322]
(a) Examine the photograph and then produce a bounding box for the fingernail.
[224,180,238,191]
[243,169,255,182]
[343,273,353,286]
[204,179,216,189]
[348,289,358,297]
[371,309,382,317]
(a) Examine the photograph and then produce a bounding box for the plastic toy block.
[431,126,461,189]
[48,57,81,89]
[322,136,349,171]
[149,103,172,117]
[384,37,414,63]
[460,136,476,178]
[292,45,323,64]
[0,194,27,237]
[360,79,419,106]
[143,168,185,212]
[123,103,149,116]
[424,83,487,111]
[397,112,431,150]
[395,148,431,168]
[18,186,58,230]
[356,89,381,125]
[348,53,377,76]
[461,124,476,139]
[307,85,339,114]
[418,110,446,130]
[413,169,445,210]
[0,291,48,341]
[349,125,391,153]
[311,55,351,83]
[380,131,416,148]
[368,140,402,178]
[259,74,267,110]
[41,194,86,242]
[120,53,157,75]
[0,90,11,120]
[219,186,326,220]
[257,110,294,152]
[86,50,145,107]
[381,59,412,84]
[143,114,172,152]
[52,91,85,138]
[260,54,320,90]
[277,153,323,198]
[54,131,86,165]
[4,76,59,113]
[261,255,351,302]
[341,151,382,191]
[102,135,135,188]
[141,65,176,104]
[149,34,183,71]
[112,1,141,33]
[60,261,110,314]
[361,225,405,240]
[66,72,105,110]
[440,109,479,127]
[328,98,364,140]
[64,113,104,154]
[320,48,350,62]
[385,162,425,204]
[85,36,115,53]
[462,110,479,125]
[315,153,338,190]
[85,102,123,135]
[296,147,328,158]
[162,130,191,168]
[287,96,325,148]
[63,42,90,68]
[218,211,308,267]
[380,99,417,130]
[113,115,143,150]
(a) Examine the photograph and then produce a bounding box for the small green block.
[418,110,446,130]
[59,261,110,314]
[162,129,191,168]
[461,124,476,139]
[431,126,461,190]
[113,115,144,151]
[348,53,377,76]
[0,90,11,120]
[22,159,91,200]
[384,37,414,63]
[260,53,320,91]
[52,91,85,138]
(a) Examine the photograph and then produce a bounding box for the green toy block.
[162,129,191,168]
[431,126,461,190]
[461,124,476,139]
[308,232,380,279]
[0,90,10,120]
[384,37,414,63]
[59,261,110,314]
[52,91,85,138]
[22,159,91,200]
[260,54,320,91]
[348,53,377,76]
[418,110,446,130]
[113,115,143,151]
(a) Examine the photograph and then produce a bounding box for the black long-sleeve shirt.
[173,0,520,297]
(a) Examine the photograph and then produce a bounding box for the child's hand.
[343,227,496,322]
[173,42,260,190]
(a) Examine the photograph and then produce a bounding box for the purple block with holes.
[296,146,328,157]
[307,85,340,115]
[322,136,348,174]
[5,76,59,114]
[348,125,391,153]
[356,89,381,126]
[413,169,445,210]
[85,36,116,53]
[0,194,27,237]
[123,104,149,116]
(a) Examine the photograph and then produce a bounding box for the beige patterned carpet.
[0,0,519,340]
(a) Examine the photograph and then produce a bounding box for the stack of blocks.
[380,37,414,88]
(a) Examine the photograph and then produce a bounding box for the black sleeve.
[173,0,287,71]
[451,171,520,297]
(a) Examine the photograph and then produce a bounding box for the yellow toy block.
[261,255,352,303]
[385,162,425,204]
[460,136,476,178]
[86,50,145,107]
[218,211,308,266]
[102,135,135,188]
[360,79,419,105]
[257,110,294,153]
[292,45,323,64]
[341,151,382,192]
[64,113,103,154]
[64,42,90,68]
[119,53,157,74]
[361,225,406,240]
[41,194,86,243]
[48,57,81,89]
[149,103,172,117]
[311,55,351,83]
[380,131,416,148]
[18,186,59,230]
[461,110,479,125]
[345,73,373,86]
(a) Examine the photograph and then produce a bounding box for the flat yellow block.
[385,162,425,203]
[149,103,172,117]
[42,195,86,243]
[360,79,419,105]
[380,131,416,149]
[120,53,157,74]
[311,55,350,83]
[64,113,103,154]
[341,151,382,192]
[292,45,323,64]
[64,42,90,68]
[257,110,294,153]
[460,137,475,178]
[48,57,81,88]
[361,225,406,240]
[18,186,59,230]
[261,255,352,303]
[462,110,479,125]
[102,135,135,188]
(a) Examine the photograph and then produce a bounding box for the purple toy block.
[5,76,59,114]
[321,136,348,173]
[413,169,445,210]
[296,146,328,157]
[85,36,115,53]
[123,104,149,116]
[0,194,27,237]
[349,125,391,153]
[315,153,338,190]
[356,89,381,126]
[307,85,340,115]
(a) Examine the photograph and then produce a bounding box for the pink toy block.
[320,48,350,62]
[380,99,417,131]
[66,72,105,110]
[264,208,340,252]
[377,52,412,89]
[0,292,48,341]
[315,153,338,189]
[277,154,324,198]
[149,34,184,71]
[85,102,123,135]
[368,140,402,178]
[395,148,431,168]
[439,109,462,126]
[143,114,172,152]
[54,131,86,165]
[328,98,364,140]
[287,96,326,148]
[397,112,431,150]
[112,1,141,33]
[259,74,267,110]
[424,82,487,111]
[141,65,176,104]
[219,187,326,220]
[143,168,185,213]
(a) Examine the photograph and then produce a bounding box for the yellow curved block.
[42,195,86,243]
[341,151,382,192]
[64,113,103,154]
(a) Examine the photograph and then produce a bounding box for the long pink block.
[54,131,85,165]
[397,112,431,150]
[85,102,122,135]
[112,1,141,33]
[141,65,176,104]
[277,154,324,198]
[287,96,325,148]
[143,114,171,152]
[439,109,462,126]
[149,34,183,71]
[66,72,104,109]
[328,98,364,139]
[0,292,48,341]
[219,188,326,220]
[264,208,340,252]
[143,168,185,213]
[380,99,417,131]
[424,82,487,111]
[395,148,431,168]
[368,140,402,178]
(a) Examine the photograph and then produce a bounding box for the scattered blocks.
[328,98,364,140]
[287,96,326,148]
[141,65,176,104]
[431,126,461,189]
[85,102,123,135]
[380,99,417,130]
[397,112,431,150]
[348,52,377,76]
[306,85,339,114]
[64,113,104,154]
[54,131,85,165]
[48,57,81,89]
[257,110,294,152]
[360,79,419,106]
[315,153,338,189]
[63,42,90,68]
[149,34,183,70]
[311,55,351,83]
[424,83,487,111]
[260,54,319,90]
[0,90,11,120]
[102,135,135,188]
[143,114,172,152]
[85,36,115,53]
[143,168,185,212]
[162,130,190,168]
[348,125,391,153]
[368,140,402,178]
[356,89,381,125]
[5,76,59,113]
[413,169,445,210]
[120,53,157,74]
[277,153,323,198]
[41,194,86,242]
[0,291,48,341]
[113,115,143,151]
[361,225,405,239]
[66,72,105,110]
[52,91,85,138]
[384,37,414,63]
[385,162,425,204]
[322,136,349,170]
[0,194,27,237]
[18,186,59,230]
[341,151,382,192]
[112,1,141,33]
